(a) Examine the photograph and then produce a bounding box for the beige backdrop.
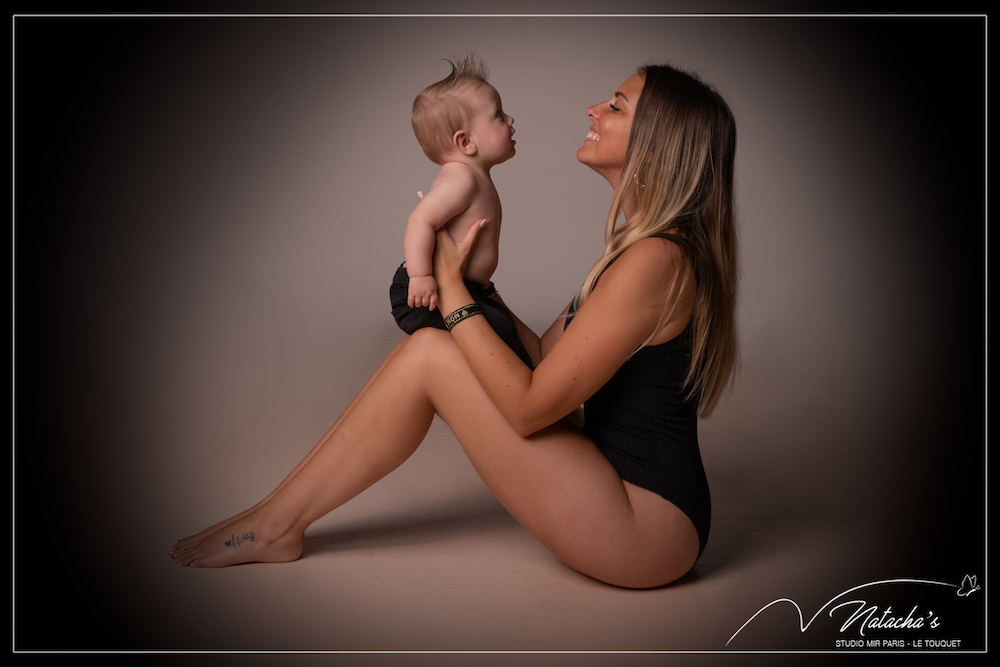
[15,6,985,657]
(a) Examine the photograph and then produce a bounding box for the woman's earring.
[633,173,645,190]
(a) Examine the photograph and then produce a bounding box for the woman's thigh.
[407,328,699,588]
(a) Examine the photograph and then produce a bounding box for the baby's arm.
[405,164,477,310]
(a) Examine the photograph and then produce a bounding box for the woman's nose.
[587,105,599,120]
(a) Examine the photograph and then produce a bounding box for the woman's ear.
[452,129,477,156]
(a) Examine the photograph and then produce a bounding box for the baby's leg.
[172,338,407,550]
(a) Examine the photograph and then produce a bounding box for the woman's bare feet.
[170,339,410,565]
[172,505,262,552]
[169,508,303,567]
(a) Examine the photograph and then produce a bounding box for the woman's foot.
[169,509,303,567]
[172,507,259,552]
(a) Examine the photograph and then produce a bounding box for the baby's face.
[463,83,516,166]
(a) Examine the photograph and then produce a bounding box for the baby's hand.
[408,275,439,311]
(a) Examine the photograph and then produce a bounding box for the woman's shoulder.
[627,234,687,260]
[596,236,695,342]
[603,236,688,288]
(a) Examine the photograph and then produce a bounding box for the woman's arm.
[539,301,572,360]
[486,290,572,367]
[435,225,689,437]
[483,289,544,368]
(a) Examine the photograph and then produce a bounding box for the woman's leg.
[170,334,437,567]
[173,338,409,547]
[171,329,698,587]
[413,329,700,587]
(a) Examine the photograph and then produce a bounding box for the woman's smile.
[577,71,644,187]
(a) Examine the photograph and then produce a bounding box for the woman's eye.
[609,103,621,112]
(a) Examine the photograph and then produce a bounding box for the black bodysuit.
[566,235,711,556]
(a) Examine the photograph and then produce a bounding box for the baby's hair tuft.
[412,55,491,164]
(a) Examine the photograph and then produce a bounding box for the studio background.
[15,9,985,655]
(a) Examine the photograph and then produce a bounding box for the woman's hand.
[432,219,487,298]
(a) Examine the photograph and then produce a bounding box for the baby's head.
[412,56,502,164]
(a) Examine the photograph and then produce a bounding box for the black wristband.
[443,303,482,330]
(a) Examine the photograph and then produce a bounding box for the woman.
[170,64,738,588]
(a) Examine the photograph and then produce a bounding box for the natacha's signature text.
[727,576,980,646]
[831,602,939,636]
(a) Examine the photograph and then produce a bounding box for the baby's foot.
[169,511,302,567]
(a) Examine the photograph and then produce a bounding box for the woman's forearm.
[512,314,542,368]
[436,276,541,435]
[433,225,584,436]
[539,302,572,360]
[487,291,542,368]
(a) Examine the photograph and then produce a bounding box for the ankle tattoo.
[224,531,255,549]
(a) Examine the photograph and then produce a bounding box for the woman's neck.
[621,188,640,221]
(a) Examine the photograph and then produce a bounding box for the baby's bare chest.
[444,184,501,240]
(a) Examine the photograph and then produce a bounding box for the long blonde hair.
[574,64,739,417]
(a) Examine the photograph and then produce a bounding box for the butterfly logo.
[957,574,980,597]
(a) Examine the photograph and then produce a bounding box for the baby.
[389,57,534,368]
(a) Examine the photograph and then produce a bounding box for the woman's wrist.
[436,272,465,294]
[443,302,482,330]
[437,281,474,318]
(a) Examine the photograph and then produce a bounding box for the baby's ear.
[452,129,477,156]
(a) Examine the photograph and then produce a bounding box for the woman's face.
[576,72,645,188]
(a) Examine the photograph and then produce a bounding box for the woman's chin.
[576,152,616,185]
[576,144,606,169]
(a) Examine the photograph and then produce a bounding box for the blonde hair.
[574,64,739,417]
[412,56,490,164]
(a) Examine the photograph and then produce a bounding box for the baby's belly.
[464,253,498,285]
[444,217,499,285]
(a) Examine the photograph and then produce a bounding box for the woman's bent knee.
[408,327,463,362]
[409,327,453,346]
